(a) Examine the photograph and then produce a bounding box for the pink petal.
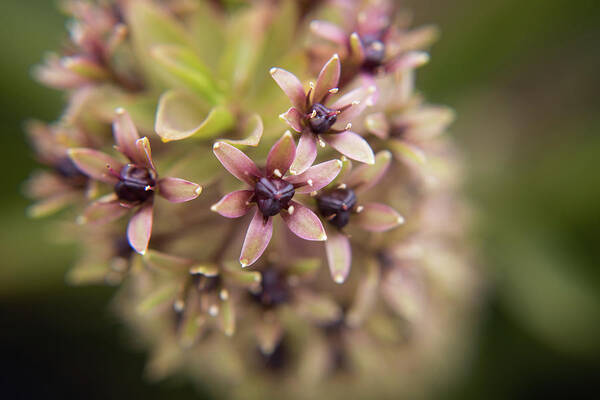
[158,177,202,203]
[285,160,342,194]
[313,54,341,104]
[281,201,327,241]
[321,131,375,165]
[211,190,254,218]
[355,203,404,232]
[68,148,123,184]
[240,209,273,267]
[325,230,351,284]
[309,20,348,45]
[135,137,155,171]
[213,141,261,186]
[386,51,430,74]
[113,108,143,164]
[266,131,296,177]
[330,87,373,130]
[288,131,317,175]
[364,112,390,139]
[269,68,307,112]
[127,202,154,254]
[79,194,127,224]
[346,150,392,194]
[279,107,304,133]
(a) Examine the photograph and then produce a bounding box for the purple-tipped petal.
[281,201,327,241]
[113,108,142,164]
[68,148,123,184]
[309,20,348,45]
[240,208,273,267]
[279,107,304,133]
[211,190,254,218]
[80,194,128,224]
[321,131,375,165]
[135,137,155,171]
[213,141,261,186]
[158,177,202,203]
[346,150,392,193]
[355,203,404,232]
[331,87,372,129]
[325,230,351,284]
[266,131,296,176]
[313,54,341,104]
[364,112,390,139]
[127,202,154,254]
[286,159,342,194]
[270,67,307,112]
[289,131,317,175]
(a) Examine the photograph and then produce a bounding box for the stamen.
[356,205,364,213]
[219,289,229,301]
[328,88,339,94]
[287,205,294,215]
[208,304,219,316]
[345,123,352,130]
[338,183,347,189]
[307,179,313,186]
[273,168,282,178]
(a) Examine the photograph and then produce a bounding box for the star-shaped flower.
[316,150,404,283]
[211,132,342,268]
[68,108,202,254]
[270,54,375,175]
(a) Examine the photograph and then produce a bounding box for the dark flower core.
[252,268,289,308]
[361,35,386,72]
[254,177,295,217]
[114,164,156,203]
[55,157,88,187]
[317,188,357,229]
[307,103,338,134]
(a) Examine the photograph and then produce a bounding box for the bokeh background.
[2,0,599,398]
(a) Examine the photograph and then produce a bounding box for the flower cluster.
[26,0,478,398]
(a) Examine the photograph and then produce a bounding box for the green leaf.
[151,45,223,104]
[155,90,234,142]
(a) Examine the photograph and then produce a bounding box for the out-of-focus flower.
[211,132,341,267]
[271,54,375,174]
[317,150,404,283]
[68,108,202,254]
[25,121,95,217]
[309,0,435,89]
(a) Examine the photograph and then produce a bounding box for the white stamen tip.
[397,216,405,224]
[338,183,347,189]
[356,205,364,213]
[310,110,317,118]
[115,107,125,115]
[328,88,339,94]
[208,305,219,316]
[309,81,315,89]
[173,300,185,312]
[307,179,313,186]
[287,205,295,215]
[352,100,361,105]
[273,169,282,178]
[345,123,352,130]
[219,289,229,300]
[144,185,151,191]
[318,138,326,148]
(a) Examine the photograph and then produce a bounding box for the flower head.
[309,1,436,82]
[68,108,202,254]
[211,132,342,267]
[271,54,375,174]
[317,150,404,283]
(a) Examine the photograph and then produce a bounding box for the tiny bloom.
[316,150,404,283]
[25,121,94,218]
[363,73,455,168]
[271,54,375,175]
[69,108,202,254]
[309,3,435,81]
[212,132,341,267]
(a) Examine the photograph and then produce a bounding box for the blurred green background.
[1,0,599,398]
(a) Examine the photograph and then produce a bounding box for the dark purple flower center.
[252,268,289,308]
[361,35,386,72]
[114,164,156,203]
[55,157,88,187]
[307,103,338,134]
[254,177,295,217]
[317,188,357,229]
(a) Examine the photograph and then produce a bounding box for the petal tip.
[333,273,346,284]
[269,67,278,76]
[240,259,249,268]
[194,186,203,196]
[115,107,125,115]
